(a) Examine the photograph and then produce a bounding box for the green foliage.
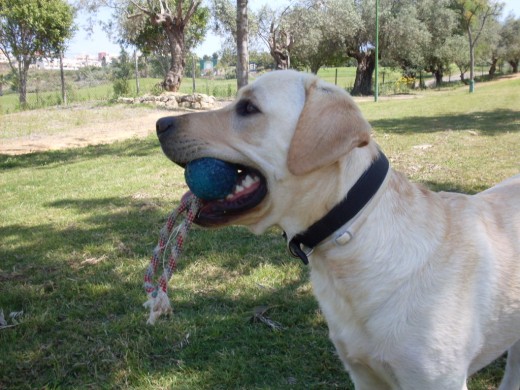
[116,0,210,90]
[184,54,202,78]
[500,15,520,72]
[0,0,75,55]
[111,47,133,97]
[0,0,75,105]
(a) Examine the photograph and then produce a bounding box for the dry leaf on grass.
[249,306,284,331]
[81,255,107,265]
[0,309,24,329]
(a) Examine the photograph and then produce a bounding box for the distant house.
[98,52,112,66]
[29,52,113,70]
[200,58,218,75]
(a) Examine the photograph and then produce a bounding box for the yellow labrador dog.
[156,70,520,389]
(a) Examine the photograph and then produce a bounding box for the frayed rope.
[143,193,201,325]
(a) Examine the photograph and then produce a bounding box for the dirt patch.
[0,104,212,155]
[1,111,169,155]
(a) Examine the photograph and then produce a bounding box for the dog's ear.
[287,81,372,176]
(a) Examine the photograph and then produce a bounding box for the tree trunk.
[163,26,185,92]
[309,57,321,74]
[468,26,475,85]
[271,49,289,70]
[236,0,248,90]
[18,57,30,108]
[488,56,498,77]
[268,21,291,70]
[510,60,519,73]
[433,69,443,87]
[60,50,67,105]
[134,50,140,95]
[350,51,375,96]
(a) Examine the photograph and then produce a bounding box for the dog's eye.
[236,100,260,116]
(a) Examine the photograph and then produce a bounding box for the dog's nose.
[156,116,177,135]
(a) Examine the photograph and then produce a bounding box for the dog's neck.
[285,151,390,264]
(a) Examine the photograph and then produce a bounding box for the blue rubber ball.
[185,158,238,200]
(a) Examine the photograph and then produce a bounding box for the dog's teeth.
[243,175,254,188]
[235,185,245,193]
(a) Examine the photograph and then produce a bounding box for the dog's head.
[157,70,376,235]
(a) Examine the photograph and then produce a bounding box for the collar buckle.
[283,152,389,266]
[288,238,312,265]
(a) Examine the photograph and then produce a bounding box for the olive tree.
[452,0,503,91]
[81,0,209,92]
[500,15,520,73]
[0,0,75,106]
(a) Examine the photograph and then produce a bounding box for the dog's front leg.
[345,361,394,390]
[498,339,520,390]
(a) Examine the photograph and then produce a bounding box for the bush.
[112,47,133,98]
[113,78,130,97]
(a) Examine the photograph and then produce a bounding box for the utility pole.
[374,0,379,102]
[59,50,67,105]
[192,54,196,93]
[134,49,140,95]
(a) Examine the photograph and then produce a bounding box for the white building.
[32,52,113,70]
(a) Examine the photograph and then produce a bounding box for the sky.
[66,0,520,59]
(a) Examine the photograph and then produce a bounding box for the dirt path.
[2,112,156,155]
[1,108,185,155]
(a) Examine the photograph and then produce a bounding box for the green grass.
[317,66,403,91]
[0,66,409,115]
[0,75,240,115]
[1,76,519,389]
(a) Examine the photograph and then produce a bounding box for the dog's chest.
[309,260,415,387]
[309,262,386,356]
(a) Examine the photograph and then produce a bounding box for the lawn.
[0,75,519,389]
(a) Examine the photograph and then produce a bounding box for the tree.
[382,2,430,79]
[124,1,208,91]
[82,0,209,92]
[112,46,133,97]
[452,0,502,91]
[500,15,520,73]
[257,4,295,70]
[0,0,75,107]
[285,1,348,74]
[448,34,471,80]
[474,14,502,76]
[413,0,459,87]
[211,0,260,70]
[236,0,248,89]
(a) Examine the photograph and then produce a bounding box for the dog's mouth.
[182,164,268,227]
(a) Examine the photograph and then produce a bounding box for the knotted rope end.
[143,289,172,325]
[143,194,201,325]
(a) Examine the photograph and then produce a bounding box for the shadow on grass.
[0,190,350,388]
[371,109,519,135]
[422,180,491,195]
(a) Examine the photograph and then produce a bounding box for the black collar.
[286,152,390,265]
